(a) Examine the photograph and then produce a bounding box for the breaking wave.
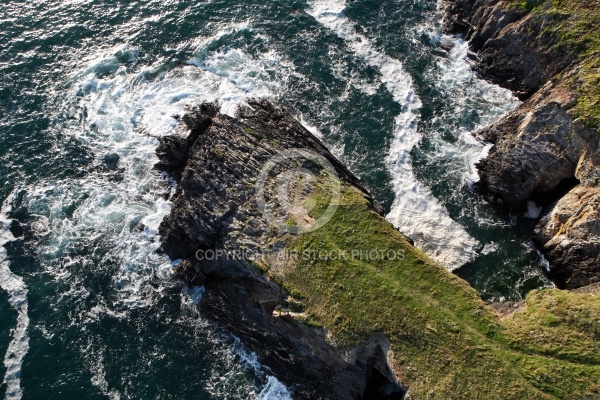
[307,0,480,269]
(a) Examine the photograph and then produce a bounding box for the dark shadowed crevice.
[362,365,407,400]
[529,176,580,208]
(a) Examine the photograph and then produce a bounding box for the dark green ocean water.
[0,0,552,398]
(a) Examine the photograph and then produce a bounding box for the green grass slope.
[266,179,600,399]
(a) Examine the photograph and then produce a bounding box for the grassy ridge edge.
[266,181,600,399]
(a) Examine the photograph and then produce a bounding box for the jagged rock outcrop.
[534,186,600,289]
[156,99,405,400]
[475,78,597,209]
[445,0,576,99]
[446,0,600,288]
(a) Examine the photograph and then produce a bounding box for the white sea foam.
[0,193,30,400]
[189,44,296,117]
[415,31,520,259]
[307,0,480,269]
[481,242,500,255]
[537,250,551,273]
[27,41,293,312]
[524,200,543,219]
[258,376,293,400]
[326,48,380,97]
[178,288,263,398]
[299,115,324,139]
[88,350,121,400]
[182,285,291,399]
[21,35,295,398]
[188,20,254,57]
[229,338,292,400]
[434,35,519,178]
[182,285,206,307]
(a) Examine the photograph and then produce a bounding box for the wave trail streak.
[0,193,30,400]
[306,0,479,269]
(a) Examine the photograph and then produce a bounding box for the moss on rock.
[516,0,600,127]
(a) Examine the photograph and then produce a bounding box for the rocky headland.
[445,0,600,289]
[156,101,405,400]
[157,100,600,399]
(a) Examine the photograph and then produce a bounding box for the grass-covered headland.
[161,99,600,398]
[265,178,600,399]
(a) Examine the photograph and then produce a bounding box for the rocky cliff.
[156,99,600,399]
[156,100,406,400]
[445,0,600,288]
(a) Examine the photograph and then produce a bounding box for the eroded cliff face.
[534,187,600,288]
[446,0,576,98]
[156,100,405,400]
[446,0,600,288]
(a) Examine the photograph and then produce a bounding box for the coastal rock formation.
[156,100,405,400]
[475,79,597,209]
[446,0,600,288]
[534,186,600,289]
[445,0,576,99]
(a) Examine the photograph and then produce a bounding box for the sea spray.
[0,193,30,400]
[306,0,480,269]
[22,37,296,398]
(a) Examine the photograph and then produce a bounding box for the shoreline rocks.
[444,0,576,99]
[445,0,600,288]
[153,99,600,399]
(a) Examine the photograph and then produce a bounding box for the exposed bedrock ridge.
[156,99,405,399]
